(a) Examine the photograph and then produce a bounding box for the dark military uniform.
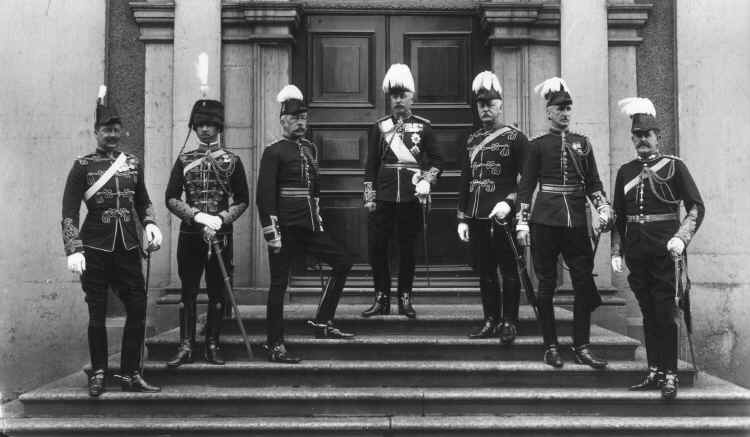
[612,153,704,373]
[165,141,249,354]
[257,137,351,346]
[62,148,156,375]
[364,114,443,304]
[517,128,609,348]
[457,125,528,327]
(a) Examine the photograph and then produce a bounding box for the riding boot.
[398,290,417,318]
[468,317,497,339]
[361,291,390,317]
[204,300,225,365]
[167,300,196,368]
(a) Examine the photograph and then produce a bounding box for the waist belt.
[384,163,419,169]
[279,187,311,198]
[540,183,584,194]
[626,212,679,223]
[469,179,496,192]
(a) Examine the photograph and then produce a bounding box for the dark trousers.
[468,219,521,322]
[177,232,233,343]
[368,200,421,297]
[530,224,601,347]
[267,226,352,345]
[81,244,146,374]
[625,247,678,372]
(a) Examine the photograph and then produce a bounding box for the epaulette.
[412,114,431,124]
[529,132,548,142]
[662,154,682,161]
[376,115,391,124]
[567,130,588,140]
[506,124,522,132]
[76,153,95,165]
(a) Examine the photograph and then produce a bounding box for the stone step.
[219,304,570,336]
[19,377,750,418]
[156,288,626,306]
[5,415,750,437]
[88,360,696,389]
[145,328,639,362]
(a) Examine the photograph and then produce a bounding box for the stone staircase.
[4,278,750,436]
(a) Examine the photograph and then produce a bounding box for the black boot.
[572,344,608,369]
[204,338,225,365]
[167,299,196,368]
[468,317,497,339]
[88,369,106,397]
[544,345,564,368]
[308,320,355,339]
[498,320,518,345]
[661,371,679,400]
[204,300,225,365]
[119,371,161,393]
[361,292,390,317]
[398,291,417,318]
[264,342,301,364]
[629,367,664,391]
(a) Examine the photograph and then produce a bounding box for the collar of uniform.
[391,111,412,123]
[637,151,662,163]
[95,147,120,158]
[197,140,220,151]
[548,126,568,136]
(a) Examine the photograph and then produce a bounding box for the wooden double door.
[293,13,490,274]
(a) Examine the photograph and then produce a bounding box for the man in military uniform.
[516,77,612,368]
[361,63,444,319]
[62,86,163,396]
[257,85,355,364]
[457,71,527,343]
[164,97,249,368]
[612,97,704,400]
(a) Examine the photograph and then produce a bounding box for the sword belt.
[279,187,311,198]
[540,183,584,194]
[626,212,679,223]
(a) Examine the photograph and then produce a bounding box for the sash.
[84,153,127,201]
[623,157,671,196]
[183,149,227,175]
[379,119,418,164]
[469,127,510,164]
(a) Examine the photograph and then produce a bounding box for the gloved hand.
[67,252,86,275]
[597,204,613,231]
[489,201,511,221]
[611,255,624,273]
[415,180,431,196]
[364,202,377,212]
[457,223,470,242]
[194,212,222,230]
[268,237,282,254]
[667,237,685,256]
[145,223,162,251]
[516,224,530,247]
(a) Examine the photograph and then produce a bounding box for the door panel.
[294,13,488,272]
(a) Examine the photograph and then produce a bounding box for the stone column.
[560,0,611,286]
[223,2,300,287]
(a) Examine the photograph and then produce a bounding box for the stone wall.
[0,0,106,400]
[675,0,750,388]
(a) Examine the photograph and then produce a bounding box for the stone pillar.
[223,2,300,287]
[560,0,611,286]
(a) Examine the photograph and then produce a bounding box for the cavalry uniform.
[165,126,249,365]
[457,124,527,337]
[257,85,353,363]
[363,113,443,315]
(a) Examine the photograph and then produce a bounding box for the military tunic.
[257,137,351,346]
[612,153,704,372]
[61,148,156,374]
[516,127,610,347]
[363,113,444,297]
[456,125,528,323]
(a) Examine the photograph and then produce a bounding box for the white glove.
[597,204,613,230]
[268,237,282,254]
[457,223,470,242]
[415,180,431,196]
[145,223,162,250]
[195,212,222,230]
[667,237,685,256]
[67,252,86,275]
[364,202,376,212]
[516,224,530,247]
[611,256,624,273]
[489,201,511,221]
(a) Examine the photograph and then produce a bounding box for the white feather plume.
[276,84,304,103]
[471,71,502,94]
[534,77,570,99]
[197,52,209,97]
[97,85,107,104]
[618,97,656,117]
[382,64,415,94]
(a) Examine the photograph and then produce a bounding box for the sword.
[420,195,431,288]
[139,247,153,374]
[497,219,540,322]
[674,254,697,372]
[205,228,254,360]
